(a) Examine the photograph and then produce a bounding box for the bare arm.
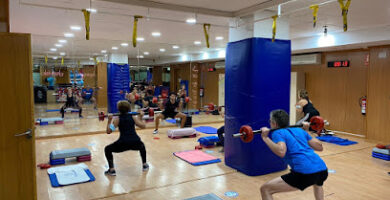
[308,137,323,151]
[133,114,146,129]
[106,115,119,134]
[261,127,287,158]
[296,99,306,113]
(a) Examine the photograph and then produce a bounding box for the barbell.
[98,107,162,121]
[98,111,141,121]
[233,116,325,143]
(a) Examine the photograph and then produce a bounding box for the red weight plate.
[310,116,324,133]
[240,125,254,143]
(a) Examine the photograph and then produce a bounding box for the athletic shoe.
[104,169,116,176]
[153,129,158,134]
[143,163,149,171]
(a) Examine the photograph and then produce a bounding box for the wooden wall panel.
[292,50,368,136]
[367,47,390,143]
[152,66,163,86]
[202,68,224,106]
[0,0,9,32]
[82,65,96,87]
[96,62,107,108]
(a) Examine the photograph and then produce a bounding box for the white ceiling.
[118,0,268,12]
[9,0,390,64]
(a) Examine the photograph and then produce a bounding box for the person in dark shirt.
[60,87,83,118]
[153,93,186,134]
[104,100,149,176]
[296,89,320,132]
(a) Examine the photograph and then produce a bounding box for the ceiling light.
[136,37,144,42]
[70,26,81,31]
[160,48,166,52]
[50,48,57,52]
[136,55,144,58]
[194,41,201,45]
[144,52,149,55]
[151,32,161,37]
[53,56,58,60]
[64,33,74,38]
[58,39,67,43]
[112,47,118,50]
[86,8,97,13]
[60,52,66,56]
[186,18,196,24]
[55,44,63,47]
[101,50,107,53]
[215,36,224,40]
[172,45,179,49]
[89,57,94,61]
[121,43,129,47]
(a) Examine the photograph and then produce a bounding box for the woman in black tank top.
[60,88,83,118]
[296,89,320,125]
[104,100,149,176]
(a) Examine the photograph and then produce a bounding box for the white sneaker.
[153,129,158,134]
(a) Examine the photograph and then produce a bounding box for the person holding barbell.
[296,89,321,131]
[153,92,187,134]
[104,100,149,176]
[259,109,328,200]
[60,87,83,118]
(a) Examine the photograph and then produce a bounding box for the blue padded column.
[107,63,130,113]
[224,38,291,176]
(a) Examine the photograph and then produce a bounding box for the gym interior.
[1,0,390,199]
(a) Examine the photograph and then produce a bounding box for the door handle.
[15,129,32,139]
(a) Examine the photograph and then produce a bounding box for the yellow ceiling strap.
[132,15,143,47]
[338,0,351,32]
[272,15,278,42]
[44,55,48,64]
[203,24,211,48]
[61,57,64,65]
[82,9,91,40]
[309,5,319,28]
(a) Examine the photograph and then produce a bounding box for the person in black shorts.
[259,110,328,200]
[296,89,320,131]
[153,92,186,134]
[104,100,149,176]
[60,87,83,118]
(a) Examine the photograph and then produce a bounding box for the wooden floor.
[35,119,390,200]
[34,103,224,139]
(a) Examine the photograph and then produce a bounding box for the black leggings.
[217,126,225,146]
[60,104,82,118]
[104,140,147,168]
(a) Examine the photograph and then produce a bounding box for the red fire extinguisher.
[359,96,367,115]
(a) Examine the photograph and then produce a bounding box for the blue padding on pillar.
[224,38,290,176]
[107,63,130,113]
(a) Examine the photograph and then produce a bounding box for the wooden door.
[0,33,36,199]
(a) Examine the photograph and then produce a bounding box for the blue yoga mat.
[46,109,60,112]
[372,152,390,161]
[49,169,95,187]
[185,193,222,200]
[316,135,357,146]
[166,119,177,124]
[194,126,218,134]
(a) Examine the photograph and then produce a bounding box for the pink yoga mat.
[173,150,220,165]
